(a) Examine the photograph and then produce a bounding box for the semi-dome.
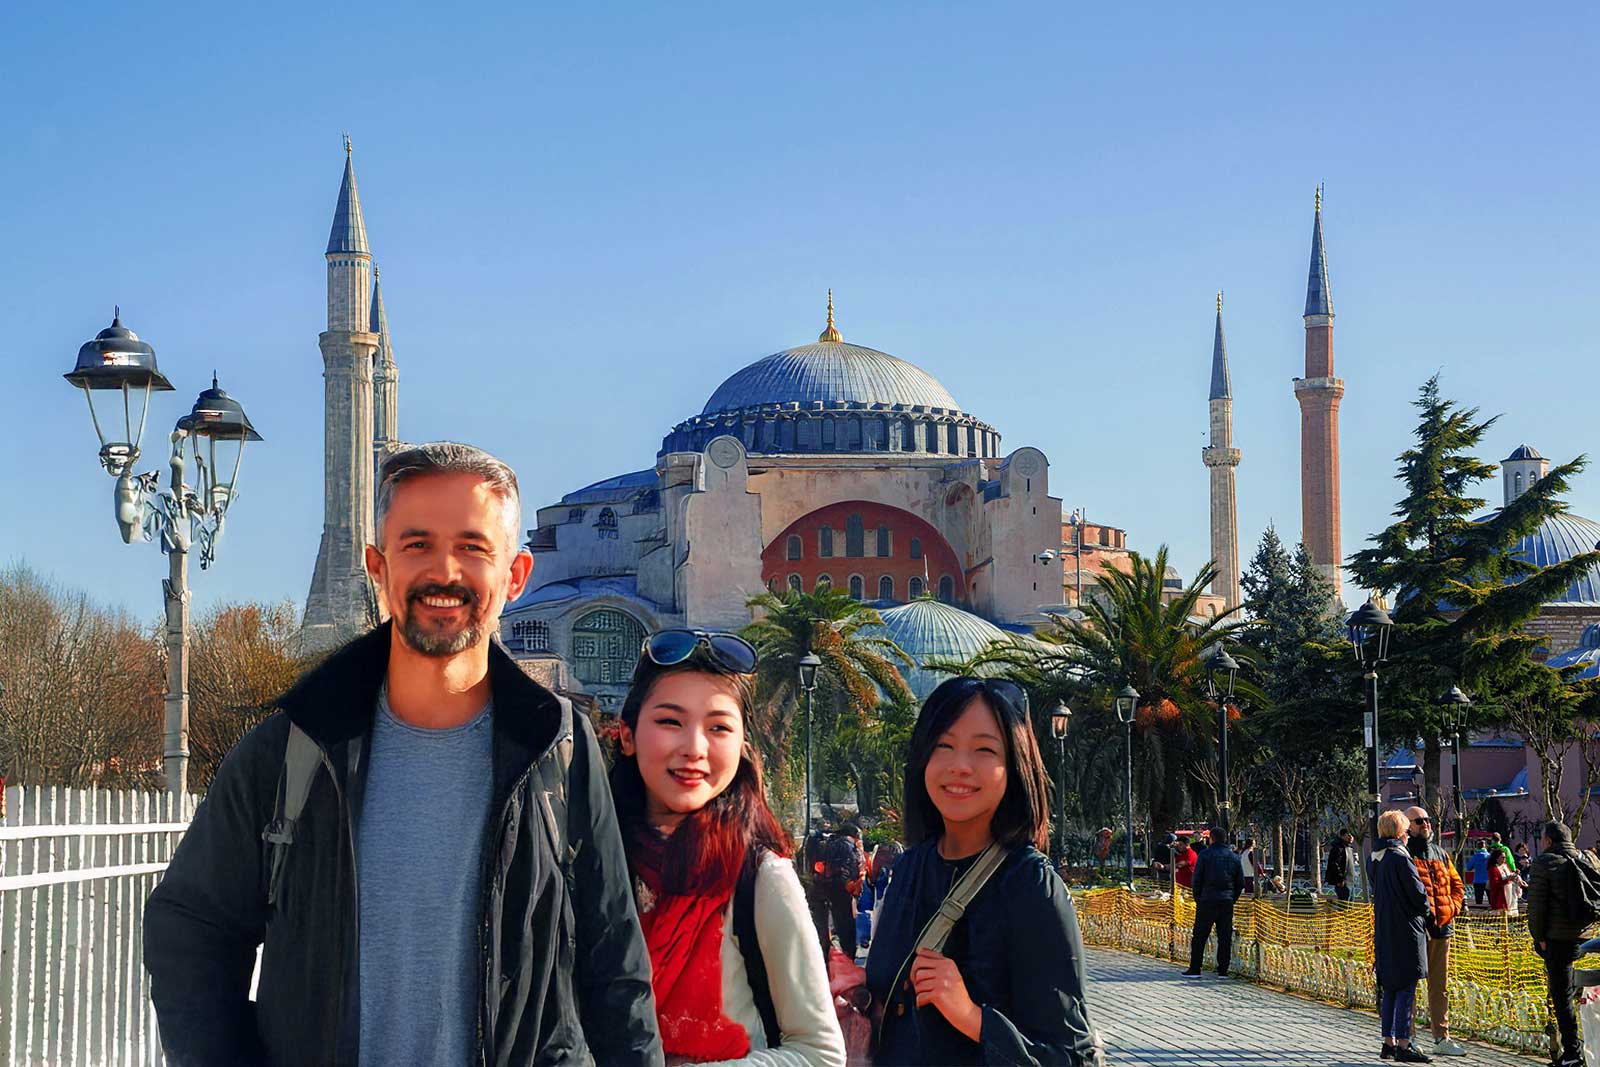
[702,341,961,416]
[1546,624,1600,680]
[862,598,1013,700]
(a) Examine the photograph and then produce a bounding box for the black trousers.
[1543,938,1581,1062]
[1473,882,1487,905]
[808,881,857,962]
[1334,884,1351,902]
[1190,899,1235,975]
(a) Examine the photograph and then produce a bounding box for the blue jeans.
[1380,985,1416,1041]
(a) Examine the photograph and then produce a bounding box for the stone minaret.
[301,138,379,652]
[1293,186,1345,602]
[1202,292,1242,611]
[371,265,399,471]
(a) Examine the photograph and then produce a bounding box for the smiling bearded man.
[145,442,662,1067]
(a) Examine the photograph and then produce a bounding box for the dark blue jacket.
[1371,837,1430,988]
[1192,842,1243,904]
[865,842,1099,1066]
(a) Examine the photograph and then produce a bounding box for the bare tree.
[186,601,306,790]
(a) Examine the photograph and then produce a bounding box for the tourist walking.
[1372,809,1433,1063]
[1528,820,1594,1067]
[1405,806,1467,1057]
[865,677,1099,1065]
[865,841,904,946]
[144,443,662,1066]
[1466,843,1491,907]
[1326,828,1360,901]
[1182,823,1244,977]
[808,824,866,966]
[611,628,846,1066]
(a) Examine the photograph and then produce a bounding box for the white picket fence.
[0,786,193,1067]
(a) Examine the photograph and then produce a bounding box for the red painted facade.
[761,500,967,603]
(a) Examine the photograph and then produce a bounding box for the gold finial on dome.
[1315,183,1321,212]
[819,289,842,343]
[344,131,352,157]
[1217,290,1223,313]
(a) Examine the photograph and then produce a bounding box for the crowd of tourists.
[139,442,1103,1066]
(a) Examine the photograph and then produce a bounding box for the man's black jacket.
[143,624,662,1067]
[1191,842,1243,905]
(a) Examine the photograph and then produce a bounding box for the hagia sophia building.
[295,145,1600,732]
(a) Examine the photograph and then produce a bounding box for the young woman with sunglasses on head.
[865,677,1099,1066]
[612,630,846,1067]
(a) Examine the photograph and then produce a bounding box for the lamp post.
[1114,685,1140,886]
[1050,701,1072,862]
[798,652,821,840]
[1204,647,1240,837]
[1347,598,1394,871]
[1439,685,1472,857]
[65,311,263,799]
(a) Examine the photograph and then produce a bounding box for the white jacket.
[676,852,846,1067]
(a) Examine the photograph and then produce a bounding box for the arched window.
[846,514,865,557]
[879,575,894,601]
[568,506,585,523]
[938,575,954,603]
[910,537,923,560]
[876,525,891,557]
[946,424,960,453]
[822,418,836,449]
[819,525,834,557]
[901,418,916,451]
[788,573,803,594]
[816,574,832,591]
[596,507,618,540]
[849,575,864,600]
[924,421,939,453]
[510,619,551,653]
[787,534,803,561]
[571,609,646,686]
[908,576,925,599]
[847,419,864,449]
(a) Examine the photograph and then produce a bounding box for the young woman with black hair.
[865,677,1100,1066]
[611,629,846,1067]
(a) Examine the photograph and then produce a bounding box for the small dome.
[1545,623,1600,680]
[862,599,1011,701]
[702,341,962,416]
[1506,512,1600,606]
[1505,444,1544,461]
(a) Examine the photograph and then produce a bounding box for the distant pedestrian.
[1466,843,1491,907]
[1487,852,1516,911]
[1528,820,1595,1067]
[865,841,904,946]
[1238,837,1258,895]
[1515,840,1532,876]
[1490,831,1516,874]
[1405,805,1467,1057]
[1326,829,1359,902]
[1182,823,1243,978]
[1372,809,1433,1063]
[1173,836,1198,890]
[808,823,865,966]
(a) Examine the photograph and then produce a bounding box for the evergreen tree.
[1346,375,1598,812]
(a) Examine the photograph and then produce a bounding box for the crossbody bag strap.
[261,723,324,912]
[874,842,1008,1049]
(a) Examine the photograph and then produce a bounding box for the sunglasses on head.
[951,677,1030,717]
[639,629,759,675]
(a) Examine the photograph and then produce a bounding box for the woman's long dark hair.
[610,650,790,895]
[903,677,1052,852]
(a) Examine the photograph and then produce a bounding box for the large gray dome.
[701,341,962,416]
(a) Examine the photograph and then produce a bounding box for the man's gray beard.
[400,612,484,657]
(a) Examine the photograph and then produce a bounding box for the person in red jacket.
[1488,852,1518,911]
[1173,836,1199,890]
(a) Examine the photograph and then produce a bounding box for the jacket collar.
[279,622,564,756]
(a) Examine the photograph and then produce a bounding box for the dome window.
[596,507,618,540]
[572,609,645,686]
[846,514,865,557]
[910,537,923,560]
[876,525,891,557]
[787,534,803,561]
[819,525,834,558]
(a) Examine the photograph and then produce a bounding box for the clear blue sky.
[3,5,1596,621]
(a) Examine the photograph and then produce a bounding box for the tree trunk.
[1423,735,1442,824]
[1275,823,1286,889]
[1312,834,1324,894]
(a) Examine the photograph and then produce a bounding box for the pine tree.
[1346,375,1598,813]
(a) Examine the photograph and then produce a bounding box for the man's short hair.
[375,442,522,551]
[1377,810,1409,838]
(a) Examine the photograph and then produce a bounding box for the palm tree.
[937,547,1256,834]
[741,587,914,809]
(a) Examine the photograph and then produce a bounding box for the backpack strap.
[534,697,578,877]
[732,848,781,1049]
[261,723,324,912]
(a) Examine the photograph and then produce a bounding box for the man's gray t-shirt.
[357,691,493,1066]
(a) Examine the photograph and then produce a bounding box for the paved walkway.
[1083,946,1542,1066]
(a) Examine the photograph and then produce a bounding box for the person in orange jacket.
[1405,806,1468,1057]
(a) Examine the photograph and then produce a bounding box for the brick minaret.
[301,137,380,652]
[1293,186,1345,602]
[1202,292,1242,611]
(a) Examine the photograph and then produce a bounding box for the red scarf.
[632,833,750,1062]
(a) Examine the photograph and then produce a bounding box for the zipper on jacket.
[477,768,534,1067]
[318,745,360,1061]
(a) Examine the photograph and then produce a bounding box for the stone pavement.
[1083,946,1542,1066]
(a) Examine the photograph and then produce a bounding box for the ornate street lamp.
[1050,701,1072,861]
[1347,598,1395,866]
[1439,685,1472,856]
[1205,647,1240,837]
[798,652,821,840]
[65,312,264,799]
[1114,685,1140,886]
